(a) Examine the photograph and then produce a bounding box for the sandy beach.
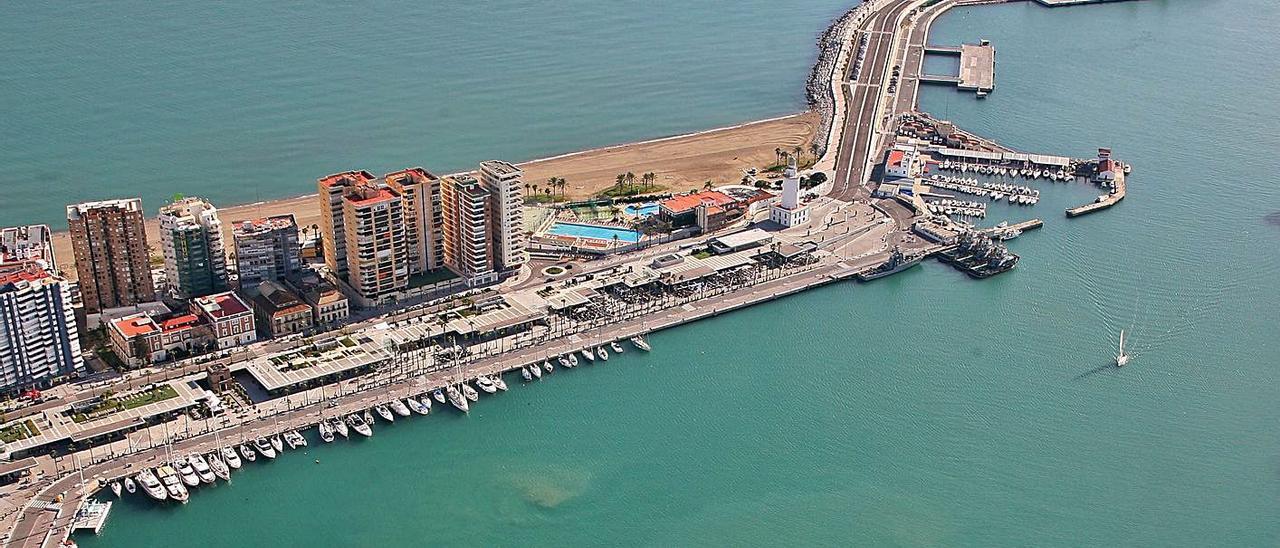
[48,112,816,280]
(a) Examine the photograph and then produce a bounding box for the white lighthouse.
[770,157,810,227]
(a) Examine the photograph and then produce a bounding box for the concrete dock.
[919,41,995,96]
[1066,170,1126,217]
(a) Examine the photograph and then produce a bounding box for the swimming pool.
[546,222,642,243]
[624,203,658,217]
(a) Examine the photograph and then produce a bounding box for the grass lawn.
[119,385,179,410]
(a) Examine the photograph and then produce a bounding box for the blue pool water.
[547,222,642,243]
[624,203,659,217]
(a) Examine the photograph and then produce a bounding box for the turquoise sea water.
[42,0,1280,546]
[547,222,642,243]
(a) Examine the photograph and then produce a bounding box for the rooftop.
[0,225,54,267]
[233,214,296,236]
[384,167,439,187]
[318,170,376,189]
[157,313,201,332]
[66,198,143,220]
[660,190,737,214]
[344,186,398,207]
[480,160,521,177]
[110,314,160,338]
[193,291,251,318]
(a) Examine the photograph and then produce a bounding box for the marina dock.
[1066,169,1126,217]
[921,41,995,96]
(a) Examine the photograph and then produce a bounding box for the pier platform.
[920,42,994,96]
[1066,170,1126,217]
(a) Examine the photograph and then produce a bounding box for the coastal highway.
[830,0,919,202]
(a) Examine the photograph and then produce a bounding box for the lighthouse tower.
[769,157,810,227]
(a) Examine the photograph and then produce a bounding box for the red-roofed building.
[192,291,256,349]
[658,191,739,228]
[108,313,162,366]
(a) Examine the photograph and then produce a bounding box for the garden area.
[70,385,179,423]
[0,419,40,443]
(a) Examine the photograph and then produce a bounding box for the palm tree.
[615,173,626,193]
[793,146,803,163]
[558,177,567,197]
[809,142,820,159]
[774,147,782,167]
[524,182,531,197]
[703,180,714,190]
[547,177,557,196]
[625,172,636,193]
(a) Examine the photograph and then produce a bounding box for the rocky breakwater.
[806,1,873,157]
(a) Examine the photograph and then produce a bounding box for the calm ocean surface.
[32,0,1280,546]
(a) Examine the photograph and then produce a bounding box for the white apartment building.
[0,266,84,391]
[479,160,527,271]
[158,197,229,299]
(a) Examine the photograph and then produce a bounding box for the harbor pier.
[920,41,995,97]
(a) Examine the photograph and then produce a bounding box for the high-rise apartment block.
[233,214,300,289]
[158,197,229,299]
[66,198,156,314]
[441,174,497,285]
[0,265,84,391]
[478,160,527,271]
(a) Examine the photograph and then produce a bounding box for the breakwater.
[806,1,874,157]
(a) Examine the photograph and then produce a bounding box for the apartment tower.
[440,174,495,285]
[232,214,301,289]
[66,198,155,314]
[478,160,527,271]
[317,170,376,280]
[0,265,84,391]
[383,168,445,274]
[158,197,229,299]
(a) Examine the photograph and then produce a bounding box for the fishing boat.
[418,394,433,413]
[207,453,231,482]
[319,420,335,443]
[222,446,241,469]
[542,360,554,373]
[558,356,571,369]
[135,470,166,501]
[156,466,187,503]
[389,399,411,417]
[597,347,609,361]
[432,389,446,404]
[254,438,277,459]
[446,385,469,413]
[529,363,542,379]
[270,434,284,453]
[580,348,596,362]
[631,336,651,351]
[331,417,349,439]
[521,366,533,382]
[1115,329,1130,367]
[492,376,508,391]
[123,477,137,494]
[174,458,201,487]
[475,376,497,394]
[610,341,624,354]
[348,413,374,437]
[189,454,216,484]
[239,443,257,462]
[462,382,479,401]
[568,353,580,366]
[374,404,395,423]
[405,397,427,415]
[109,481,122,498]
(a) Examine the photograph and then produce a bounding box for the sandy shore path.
[48,112,816,280]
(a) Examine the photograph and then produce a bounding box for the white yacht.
[521,366,533,382]
[222,446,242,469]
[432,389,446,404]
[610,341,624,354]
[542,360,554,373]
[207,453,231,482]
[374,404,395,423]
[331,417,349,438]
[135,470,165,501]
[156,466,187,503]
[389,399,411,417]
[254,438,277,459]
[174,459,200,487]
[1115,329,1130,367]
[418,394,433,413]
[597,347,609,361]
[188,454,215,484]
[475,376,497,394]
[109,481,122,498]
[405,397,428,416]
[123,477,137,494]
[631,336,651,351]
[446,385,469,413]
[492,376,508,391]
[319,420,336,443]
[284,430,307,449]
[568,353,579,366]
[529,364,542,379]
[462,382,479,401]
[348,413,373,437]
[558,356,571,369]
[239,443,257,462]
[269,434,284,453]
[363,410,376,427]
[580,349,596,362]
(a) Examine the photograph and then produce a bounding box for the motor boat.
[521,367,532,382]
[374,404,395,423]
[270,434,284,453]
[222,446,242,469]
[123,477,137,494]
[461,383,479,401]
[207,452,231,482]
[135,469,165,501]
[432,389,446,404]
[348,413,373,437]
[156,466,187,503]
[631,336,651,351]
[529,364,542,379]
[492,376,508,391]
[239,443,257,462]
[406,397,428,415]
[331,417,349,439]
[417,395,433,413]
[174,458,200,487]
[254,438,277,459]
[363,410,376,428]
[580,349,595,362]
[597,347,609,361]
[610,341,624,354]
[568,353,579,367]
[319,420,335,443]
[389,399,412,417]
[558,356,571,369]
[475,376,497,394]
[446,385,469,413]
[109,481,122,498]
[188,454,216,484]
[284,430,307,449]
[542,360,554,373]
